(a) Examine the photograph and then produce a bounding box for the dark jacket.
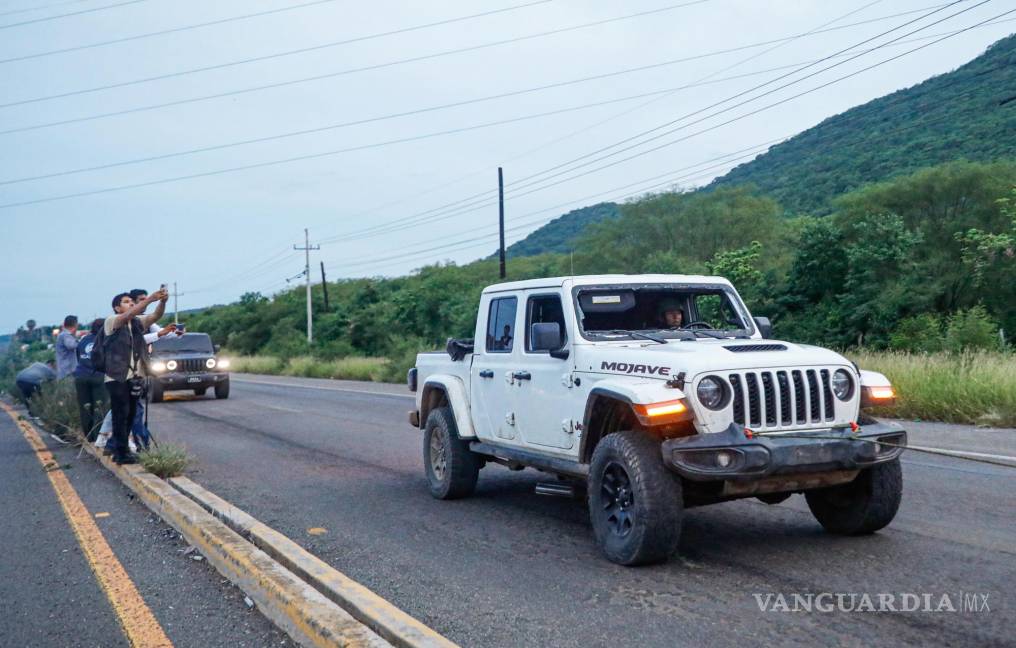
[105,318,149,382]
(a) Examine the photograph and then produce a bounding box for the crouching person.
[102,288,167,464]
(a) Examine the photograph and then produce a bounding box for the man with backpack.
[73,318,107,442]
[94,288,168,465]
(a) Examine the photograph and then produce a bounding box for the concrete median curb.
[170,476,458,648]
[78,441,393,648]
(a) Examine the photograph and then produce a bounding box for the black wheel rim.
[600,461,635,538]
[429,427,447,482]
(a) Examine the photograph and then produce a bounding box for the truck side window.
[526,294,567,352]
[486,297,517,353]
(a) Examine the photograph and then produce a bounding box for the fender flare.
[579,380,688,462]
[420,375,476,439]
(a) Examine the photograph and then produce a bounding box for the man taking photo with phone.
[102,287,167,465]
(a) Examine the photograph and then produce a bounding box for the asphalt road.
[148,374,1015,648]
[0,406,290,648]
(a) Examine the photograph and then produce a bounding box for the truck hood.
[575,338,851,380]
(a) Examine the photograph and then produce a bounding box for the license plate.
[187,376,201,383]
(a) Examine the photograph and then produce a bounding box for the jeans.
[75,375,107,442]
[131,400,150,450]
[104,380,138,459]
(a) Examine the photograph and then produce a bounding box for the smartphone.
[177,324,186,333]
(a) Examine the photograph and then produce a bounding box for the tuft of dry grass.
[138,443,190,478]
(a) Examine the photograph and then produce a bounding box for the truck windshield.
[575,285,752,341]
[152,333,214,354]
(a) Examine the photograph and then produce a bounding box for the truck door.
[469,295,520,441]
[509,292,576,450]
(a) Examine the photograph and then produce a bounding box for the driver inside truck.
[656,298,685,329]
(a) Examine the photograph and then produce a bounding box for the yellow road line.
[1,402,173,648]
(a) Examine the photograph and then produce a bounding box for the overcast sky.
[0,0,1012,333]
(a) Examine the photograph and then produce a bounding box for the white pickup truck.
[408,274,905,565]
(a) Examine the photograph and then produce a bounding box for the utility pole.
[293,229,320,344]
[498,166,506,279]
[171,282,185,325]
[320,262,330,312]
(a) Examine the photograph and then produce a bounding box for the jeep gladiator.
[408,274,905,565]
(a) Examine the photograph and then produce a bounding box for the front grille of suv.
[176,358,210,373]
[728,368,837,429]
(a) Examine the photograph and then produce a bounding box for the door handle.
[478,370,494,379]
[512,371,532,381]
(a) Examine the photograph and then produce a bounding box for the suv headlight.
[217,358,230,369]
[151,361,166,373]
[166,360,178,371]
[696,376,727,410]
[831,369,853,400]
[205,358,216,369]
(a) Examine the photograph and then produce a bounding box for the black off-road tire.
[215,379,230,399]
[805,458,902,535]
[150,382,164,403]
[424,406,479,500]
[588,431,683,566]
[194,387,207,396]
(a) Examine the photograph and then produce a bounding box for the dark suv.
[148,332,230,401]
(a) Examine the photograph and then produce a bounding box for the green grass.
[138,443,190,478]
[228,355,390,382]
[849,350,1016,427]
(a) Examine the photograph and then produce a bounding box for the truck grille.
[728,368,837,429]
[177,358,209,373]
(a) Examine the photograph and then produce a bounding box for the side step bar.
[470,441,588,478]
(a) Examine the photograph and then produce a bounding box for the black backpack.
[90,326,108,374]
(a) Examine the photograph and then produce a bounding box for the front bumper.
[661,421,906,482]
[153,372,228,391]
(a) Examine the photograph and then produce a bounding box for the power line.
[487,3,1009,207]
[0,1,708,134]
[314,5,994,244]
[0,0,553,108]
[0,0,344,64]
[0,48,896,186]
[1,9,1004,212]
[0,0,150,30]
[495,0,978,199]
[0,0,95,19]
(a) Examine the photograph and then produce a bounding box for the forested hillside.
[504,203,618,257]
[709,34,1016,214]
[507,34,1016,254]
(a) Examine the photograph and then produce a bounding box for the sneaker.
[115,453,139,465]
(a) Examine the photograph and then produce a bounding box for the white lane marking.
[255,402,303,413]
[908,444,1016,464]
[233,376,414,399]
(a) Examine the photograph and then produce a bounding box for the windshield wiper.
[594,329,667,344]
[692,329,727,339]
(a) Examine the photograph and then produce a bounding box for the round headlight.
[205,358,216,369]
[166,360,178,371]
[151,361,166,372]
[696,376,726,410]
[832,369,853,400]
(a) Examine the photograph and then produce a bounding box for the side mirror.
[753,316,773,339]
[214,344,221,352]
[531,322,568,359]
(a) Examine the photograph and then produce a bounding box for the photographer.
[103,288,167,465]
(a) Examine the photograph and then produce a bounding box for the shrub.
[943,306,1002,352]
[30,378,84,442]
[889,314,943,352]
[227,355,285,374]
[138,443,190,478]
